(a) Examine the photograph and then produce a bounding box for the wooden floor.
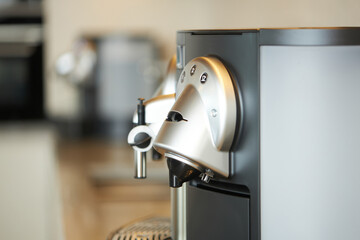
[57,140,171,240]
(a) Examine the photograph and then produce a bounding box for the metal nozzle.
[134,150,146,178]
[131,97,149,179]
[166,153,203,188]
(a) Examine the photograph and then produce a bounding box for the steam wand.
[134,98,146,178]
[128,98,153,179]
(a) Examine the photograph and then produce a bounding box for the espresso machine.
[121,28,360,240]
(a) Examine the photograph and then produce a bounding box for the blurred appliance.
[56,34,160,139]
[0,0,42,24]
[0,24,43,120]
[126,28,360,240]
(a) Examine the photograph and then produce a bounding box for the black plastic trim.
[179,29,256,35]
[190,180,250,198]
[259,28,360,46]
[178,28,360,46]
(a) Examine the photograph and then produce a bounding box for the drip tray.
[108,217,171,240]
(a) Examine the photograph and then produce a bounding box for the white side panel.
[260,46,360,240]
[0,125,64,240]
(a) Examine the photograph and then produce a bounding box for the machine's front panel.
[260,45,360,240]
[187,185,249,240]
[178,31,260,240]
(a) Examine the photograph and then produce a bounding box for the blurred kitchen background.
[0,0,359,239]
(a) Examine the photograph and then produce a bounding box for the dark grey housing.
[176,28,360,240]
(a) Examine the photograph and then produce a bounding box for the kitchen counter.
[57,139,171,240]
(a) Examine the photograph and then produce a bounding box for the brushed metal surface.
[154,57,237,177]
[175,57,237,151]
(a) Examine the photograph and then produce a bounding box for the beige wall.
[45,0,360,118]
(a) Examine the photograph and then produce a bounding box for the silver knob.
[200,169,214,183]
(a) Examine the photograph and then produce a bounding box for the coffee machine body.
[168,28,360,240]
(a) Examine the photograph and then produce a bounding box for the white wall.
[44,0,360,118]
